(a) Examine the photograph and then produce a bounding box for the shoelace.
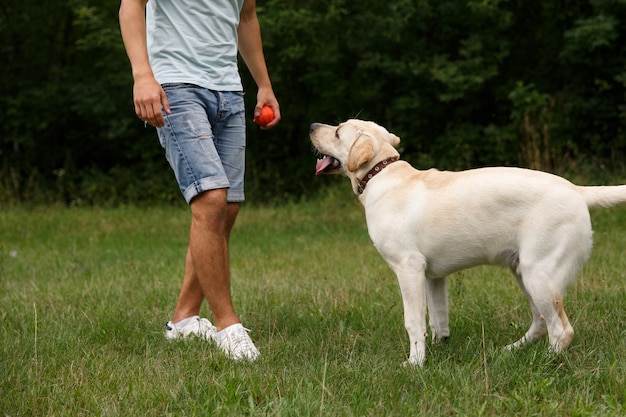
[222,326,258,358]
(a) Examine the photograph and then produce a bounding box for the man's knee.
[190,189,229,226]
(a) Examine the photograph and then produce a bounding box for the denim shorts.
[157,84,246,203]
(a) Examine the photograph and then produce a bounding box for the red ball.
[254,106,274,127]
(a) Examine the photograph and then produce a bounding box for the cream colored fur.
[310,119,626,366]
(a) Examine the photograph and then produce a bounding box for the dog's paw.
[402,354,425,368]
[432,335,450,344]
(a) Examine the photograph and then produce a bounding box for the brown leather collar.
[357,157,399,194]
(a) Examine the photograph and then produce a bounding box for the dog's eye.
[334,130,340,140]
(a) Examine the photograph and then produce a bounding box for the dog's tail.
[579,185,626,209]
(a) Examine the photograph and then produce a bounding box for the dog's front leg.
[393,256,428,366]
[426,276,450,342]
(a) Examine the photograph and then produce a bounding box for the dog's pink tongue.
[315,157,332,175]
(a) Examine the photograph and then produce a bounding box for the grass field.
[1,189,625,416]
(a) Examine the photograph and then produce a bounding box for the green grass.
[1,190,625,416]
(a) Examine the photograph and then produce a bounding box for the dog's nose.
[309,123,320,134]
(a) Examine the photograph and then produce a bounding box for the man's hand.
[133,75,171,127]
[254,87,280,130]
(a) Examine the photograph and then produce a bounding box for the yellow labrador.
[310,119,626,366]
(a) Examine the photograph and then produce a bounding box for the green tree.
[2,0,626,205]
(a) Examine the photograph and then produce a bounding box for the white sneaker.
[165,316,217,341]
[215,323,260,361]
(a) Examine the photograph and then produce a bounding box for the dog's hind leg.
[426,276,450,342]
[548,293,574,353]
[505,270,547,350]
[507,267,574,353]
[506,210,590,353]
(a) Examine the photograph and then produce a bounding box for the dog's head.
[310,119,401,190]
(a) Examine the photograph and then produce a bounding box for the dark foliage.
[1,0,625,205]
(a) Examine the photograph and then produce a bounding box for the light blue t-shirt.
[146,0,245,91]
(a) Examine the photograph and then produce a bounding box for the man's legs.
[158,88,258,359]
[171,188,241,331]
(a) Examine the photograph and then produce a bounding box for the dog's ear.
[387,132,401,148]
[347,132,379,172]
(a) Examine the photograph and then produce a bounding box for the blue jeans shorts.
[157,84,246,204]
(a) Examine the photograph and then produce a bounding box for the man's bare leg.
[171,188,241,331]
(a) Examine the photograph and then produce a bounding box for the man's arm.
[119,0,170,127]
[238,0,280,128]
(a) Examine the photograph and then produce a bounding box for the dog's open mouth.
[315,155,341,175]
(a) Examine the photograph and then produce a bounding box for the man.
[119,0,280,361]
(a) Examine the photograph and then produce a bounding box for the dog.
[310,119,626,366]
